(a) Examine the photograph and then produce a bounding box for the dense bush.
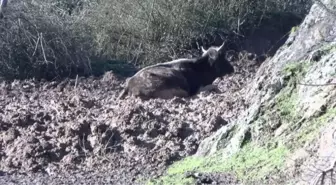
[0,0,312,80]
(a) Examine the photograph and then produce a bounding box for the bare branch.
[298,82,336,86]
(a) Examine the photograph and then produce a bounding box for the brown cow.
[118,42,234,100]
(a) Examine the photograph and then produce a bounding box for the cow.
[118,42,234,100]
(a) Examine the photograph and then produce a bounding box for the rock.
[196,124,250,157]
[204,115,228,133]
[298,119,336,185]
[195,0,336,162]
[296,51,336,119]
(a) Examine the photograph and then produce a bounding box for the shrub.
[0,0,312,80]
[0,1,95,79]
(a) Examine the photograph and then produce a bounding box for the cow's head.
[201,42,234,76]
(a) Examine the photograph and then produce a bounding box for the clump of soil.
[0,53,261,184]
[185,171,239,185]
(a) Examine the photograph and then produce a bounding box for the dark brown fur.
[118,42,234,100]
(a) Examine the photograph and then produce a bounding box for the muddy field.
[0,55,261,184]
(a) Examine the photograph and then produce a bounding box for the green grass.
[295,108,336,146]
[319,43,336,54]
[281,62,310,82]
[148,142,289,185]
[275,61,311,122]
[290,26,299,33]
[275,85,299,122]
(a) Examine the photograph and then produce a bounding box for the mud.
[0,54,260,184]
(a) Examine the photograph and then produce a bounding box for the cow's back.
[126,66,190,99]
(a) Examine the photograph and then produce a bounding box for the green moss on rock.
[295,108,336,146]
[148,142,289,184]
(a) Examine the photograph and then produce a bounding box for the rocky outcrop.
[196,0,336,184]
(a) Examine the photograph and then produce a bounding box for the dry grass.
[0,0,312,80]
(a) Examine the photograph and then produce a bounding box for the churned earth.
[0,53,261,184]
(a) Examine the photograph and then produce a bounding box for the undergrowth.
[0,0,312,80]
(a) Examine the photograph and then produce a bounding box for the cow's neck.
[183,62,218,95]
